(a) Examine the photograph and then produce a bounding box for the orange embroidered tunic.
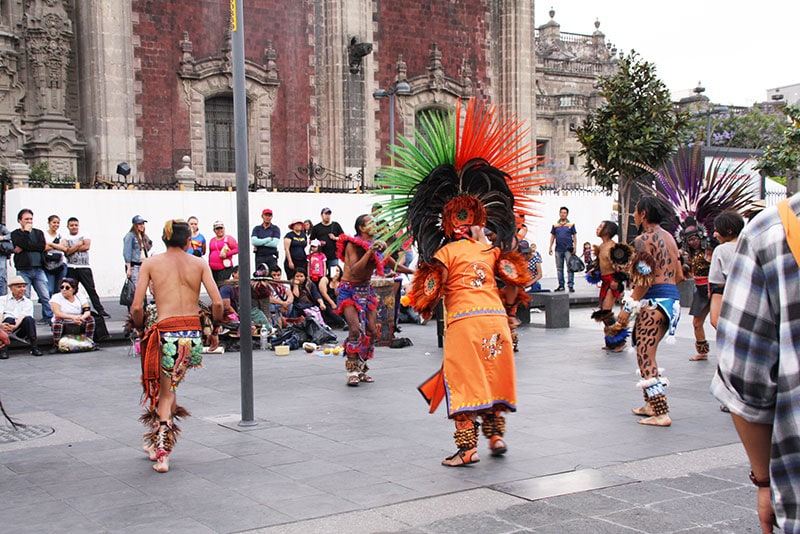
[419,239,517,417]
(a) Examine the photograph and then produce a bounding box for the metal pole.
[231,0,256,427]
[388,91,395,167]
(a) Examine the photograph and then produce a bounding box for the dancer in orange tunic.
[374,98,544,467]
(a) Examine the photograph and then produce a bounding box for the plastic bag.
[568,254,585,273]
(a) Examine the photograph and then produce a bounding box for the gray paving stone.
[597,481,692,506]
[653,473,745,495]
[422,512,518,533]
[601,505,702,533]
[649,494,753,525]
[531,517,643,533]
[495,501,583,528]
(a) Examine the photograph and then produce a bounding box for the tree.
[575,51,687,241]
[679,105,786,149]
[757,104,800,193]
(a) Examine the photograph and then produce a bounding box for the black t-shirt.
[310,221,344,261]
[284,231,308,261]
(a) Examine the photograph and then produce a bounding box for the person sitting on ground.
[219,266,267,340]
[289,268,328,326]
[318,265,346,330]
[49,277,95,353]
[267,265,293,327]
[0,275,43,357]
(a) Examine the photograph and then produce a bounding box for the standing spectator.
[0,275,43,357]
[64,217,110,317]
[0,223,13,296]
[711,197,800,533]
[283,219,307,279]
[43,215,68,296]
[303,219,313,236]
[48,277,95,353]
[251,208,281,271]
[208,221,238,285]
[582,241,593,268]
[123,215,153,292]
[11,209,52,324]
[306,239,327,285]
[310,207,344,272]
[186,216,206,257]
[708,210,745,328]
[548,206,577,292]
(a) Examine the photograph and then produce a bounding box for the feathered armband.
[496,251,533,288]
[630,251,656,289]
[409,262,445,320]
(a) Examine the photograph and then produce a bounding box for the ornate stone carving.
[24,0,72,117]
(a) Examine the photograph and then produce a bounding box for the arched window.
[415,107,450,146]
[205,96,235,173]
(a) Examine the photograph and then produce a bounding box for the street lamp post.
[373,82,411,165]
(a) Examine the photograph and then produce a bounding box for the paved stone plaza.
[0,283,760,533]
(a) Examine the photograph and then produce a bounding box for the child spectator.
[582,241,593,269]
[307,239,327,285]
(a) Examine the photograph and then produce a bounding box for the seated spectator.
[318,265,346,330]
[0,275,43,357]
[289,268,327,325]
[49,277,95,353]
[267,265,293,326]
[522,241,544,293]
[219,266,268,337]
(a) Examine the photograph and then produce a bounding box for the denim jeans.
[17,268,53,320]
[0,256,7,296]
[45,263,67,296]
[554,250,575,289]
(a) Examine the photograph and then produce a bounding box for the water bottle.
[259,325,269,351]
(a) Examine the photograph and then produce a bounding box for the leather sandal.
[347,373,360,387]
[489,435,507,457]
[442,447,480,467]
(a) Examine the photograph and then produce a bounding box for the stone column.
[8,150,30,188]
[175,156,196,191]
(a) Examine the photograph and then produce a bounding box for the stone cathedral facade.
[0,1,615,187]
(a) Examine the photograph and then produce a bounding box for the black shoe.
[569,287,575,293]
[0,349,8,359]
[554,286,565,292]
[31,347,43,356]
[100,311,111,318]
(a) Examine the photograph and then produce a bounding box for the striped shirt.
[711,195,800,533]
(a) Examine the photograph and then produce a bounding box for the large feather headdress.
[374,98,547,262]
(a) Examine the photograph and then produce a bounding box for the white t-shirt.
[45,231,67,266]
[50,292,88,318]
[65,232,91,268]
[708,241,737,285]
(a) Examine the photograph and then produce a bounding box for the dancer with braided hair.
[607,196,683,427]
[131,220,223,473]
[374,98,544,466]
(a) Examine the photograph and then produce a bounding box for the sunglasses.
[60,285,73,290]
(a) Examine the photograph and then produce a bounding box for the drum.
[370,277,395,347]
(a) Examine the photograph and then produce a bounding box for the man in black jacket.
[10,209,52,324]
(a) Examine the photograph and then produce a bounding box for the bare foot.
[142,442,157,461]
[153,456,169,473]
[631,404,655,416]
[689,354,708,361]
[609,343,627,353]
[638,414,671,427]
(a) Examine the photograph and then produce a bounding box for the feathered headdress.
[374,98,547,262]
[630,144,755,240]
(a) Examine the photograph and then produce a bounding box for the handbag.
[568,254,585,273]
[119,277,136,306]
[44,250,64,271]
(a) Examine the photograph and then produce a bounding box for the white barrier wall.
[4,188,615,297]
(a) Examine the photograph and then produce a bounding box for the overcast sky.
[536,1,799,106]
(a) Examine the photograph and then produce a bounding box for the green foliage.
[757,104,800,178]
[28,162,52,183]
[575,51,687,191]
[679,105,786,149]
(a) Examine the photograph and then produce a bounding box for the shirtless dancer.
[336,214,406,386]
[611,196,683,427]
[591,220,627,352]
[131,220,223,472]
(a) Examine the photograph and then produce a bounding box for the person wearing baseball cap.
[310,207,344,273]
[123,215,153,302]
[0,275,43,357]
[251,208,280,272]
